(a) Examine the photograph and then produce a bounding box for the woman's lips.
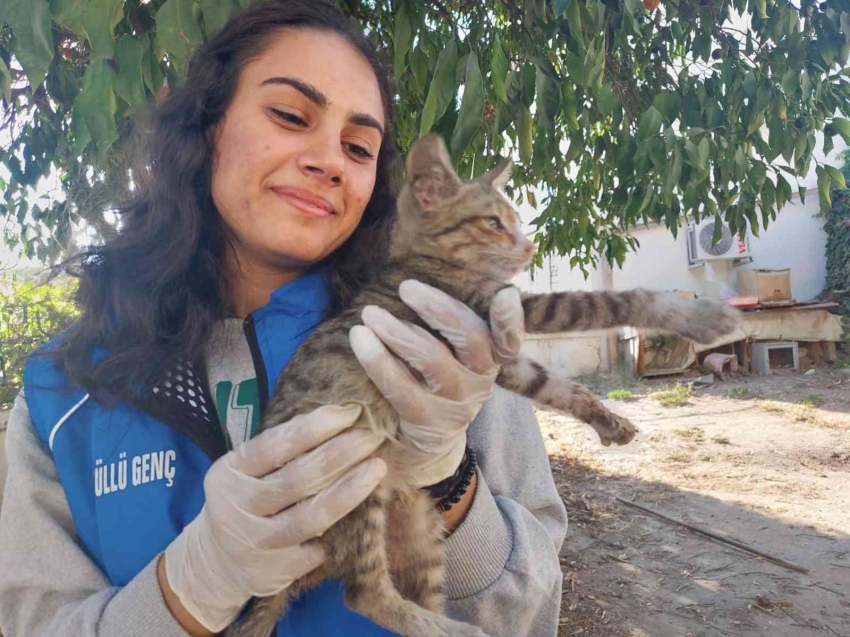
[271,186,337,219]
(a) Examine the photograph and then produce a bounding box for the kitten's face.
[398,135,535,281]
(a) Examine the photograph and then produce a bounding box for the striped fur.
[225,135,738,637]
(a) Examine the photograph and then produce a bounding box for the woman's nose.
[297,133,346,186]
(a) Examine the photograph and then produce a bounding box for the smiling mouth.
[271,186,337,219]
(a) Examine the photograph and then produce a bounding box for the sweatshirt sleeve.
[443,388,568,637]
[0,393,190,637]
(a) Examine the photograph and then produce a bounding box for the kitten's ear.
[407,134,461,210]
[479,161,512,190]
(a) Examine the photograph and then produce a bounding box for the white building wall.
[736,194,828,303]
[609,191,828,302]
[610,226,709,295]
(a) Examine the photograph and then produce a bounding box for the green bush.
[606,388,636,401]
[649,383,693,407]
[0,275,78,408]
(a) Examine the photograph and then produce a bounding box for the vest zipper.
[243,315,270,415]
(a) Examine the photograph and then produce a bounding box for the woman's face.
[211,29,385,276]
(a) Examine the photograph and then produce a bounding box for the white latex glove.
[350,280,524,488]
[163,404,386,632]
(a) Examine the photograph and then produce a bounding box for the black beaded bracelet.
[429,447,478,513]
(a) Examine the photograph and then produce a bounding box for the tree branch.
[432,0,458,35]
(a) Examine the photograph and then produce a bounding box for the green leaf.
[761,177,775,214]
[450,51,484,158]
[596,84,618,115]
[421,37,458,130]
[832,118,850,144]
[50,0,87,36]
[841,12,850,43]
[734,146,748,180]
[114,37,147,113]
[749,160,767,189]
[624,0,643,16]
[816,165,832,210]
[663,145,683,206]
[200,0,240,37]
[684,139,701,168]
[6,0,54,88]
[823,134,835,157]
[156,0,203,73]
[142,33,164,95]
[554,0,570,17]
[636,106,663,143]
[518,105,533,164]
[0,57,11,104]
[826,165,847,189]
[535,66,561,131]
[799,185,807,204]
[800,70,811,98]
[566,0,584,49]
[419,84,438,137]
[493,99,515,137]
[653,90,680,123]
[697,136,709,168]
[747,109,765,137]
[410,45,429,97]
[78,59,118,150]
[392,3,412,80]
[491,35,509,103]
[754,0,768,19]
[776,173,792,206]
[520,62,536,107]
[81,0,124,60]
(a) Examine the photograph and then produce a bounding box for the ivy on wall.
[821,150,850,349]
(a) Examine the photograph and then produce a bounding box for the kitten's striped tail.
[497,357,637,446]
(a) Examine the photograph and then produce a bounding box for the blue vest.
[24,269,396,636]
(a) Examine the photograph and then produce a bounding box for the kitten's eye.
[486,216,506,232]
[270,108,307,127]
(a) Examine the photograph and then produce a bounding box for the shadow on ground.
[551,450,850,637]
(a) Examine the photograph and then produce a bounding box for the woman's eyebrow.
[260,75,384,138]
[349,113,384,138]
[260,76,327,107]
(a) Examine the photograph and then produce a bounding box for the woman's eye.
[486,216,506,231]
[270,109,306,126]
[345,143,375,160]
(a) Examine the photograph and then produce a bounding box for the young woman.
[0,2,567,636]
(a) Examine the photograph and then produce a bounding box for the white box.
[749,341,799,375]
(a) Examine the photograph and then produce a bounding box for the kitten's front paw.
[597,413,638,447]
[679,299,741,344]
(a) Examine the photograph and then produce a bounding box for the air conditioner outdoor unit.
[687,220,751,264]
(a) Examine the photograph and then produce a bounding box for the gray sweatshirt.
[0,350,567,636]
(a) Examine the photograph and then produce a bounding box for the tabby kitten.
[227,135,740,637]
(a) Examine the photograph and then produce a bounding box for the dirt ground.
[544,367,850,637]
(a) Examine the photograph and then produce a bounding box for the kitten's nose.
[521,237,535,257]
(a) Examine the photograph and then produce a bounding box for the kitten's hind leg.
[497,357,637,446]
[225,563,330,637]
[332,488,488,637]
[386,490,446,612]
[224,588,295,637]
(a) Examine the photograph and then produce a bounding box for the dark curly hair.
[55,0,399,402]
